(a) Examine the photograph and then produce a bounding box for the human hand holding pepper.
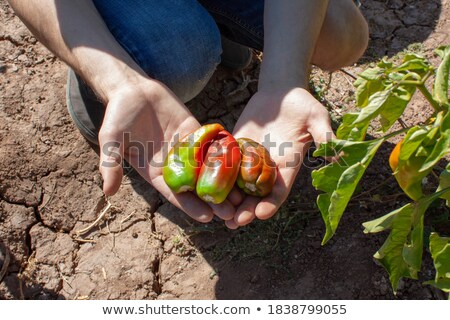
[226,88,335,229]
[99,80,238,222]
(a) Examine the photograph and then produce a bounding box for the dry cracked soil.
[1,0,449,300]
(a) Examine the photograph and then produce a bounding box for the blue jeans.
[92,0,264,102]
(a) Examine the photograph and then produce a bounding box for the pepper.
[196,130,241,204]
[388,139,403,172]
[389,139,424,201]
[163,123,224,193]
[235,138,277,197]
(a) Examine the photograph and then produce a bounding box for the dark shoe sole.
[220,36,252,71]
[66,69,105,145]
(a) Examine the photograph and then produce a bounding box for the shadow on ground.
[360,0,442,61]
[128,135,448,299]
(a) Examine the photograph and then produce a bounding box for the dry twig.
[75,200,112,236]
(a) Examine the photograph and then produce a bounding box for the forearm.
[7,0,149,102]
[259,0,329,90]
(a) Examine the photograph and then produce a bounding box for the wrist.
[104,75,167,107]
[258,59,310,92]
[74,54,150,103]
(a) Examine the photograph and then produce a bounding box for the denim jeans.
[92,0,264,102]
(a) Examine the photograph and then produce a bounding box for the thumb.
[98,126,125,196]
[307,111,337,161]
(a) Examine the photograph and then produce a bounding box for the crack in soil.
[0,34,23,47]
[149,209,163,296]
[0,190,33,208]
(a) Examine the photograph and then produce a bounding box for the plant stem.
[398,80,423,85]
[418,84,443,112]
[383,126,412,140]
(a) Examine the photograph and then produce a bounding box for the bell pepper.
[388,139,403,172]
[196,130,241,204]
[389,139,424,201]
[236,138,277,197]
[163,123,224,193]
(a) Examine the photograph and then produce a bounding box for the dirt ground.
[1,0,449,300]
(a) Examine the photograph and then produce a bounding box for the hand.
[98,79,238,222]
[226,87,334,229]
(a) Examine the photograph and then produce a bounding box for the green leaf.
[363,203,423,292]
[419,111,450,173]
[378,85,416,132]
[363,190,447,293]
[354,68,386,108]
[341,53,433,141]
[362,210,398,234]
[336,112,369,141]
[337,86,415,141]
[394,112,450,201]
[424,233,450,293]
[433,45,450,107]
[437,163,450,207]
[395,54,431,72]
[312,138,384,244]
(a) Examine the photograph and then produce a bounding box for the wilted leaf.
[433,45,450,108]
[424,232,450,293]
[312,138,384,244]
[363,189,449,293]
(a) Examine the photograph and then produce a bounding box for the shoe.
[66,68,104,145]
[66,69,136,176]
[0,241,9,282]
[220,36,252,71]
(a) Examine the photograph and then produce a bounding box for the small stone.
[250,274,260,284]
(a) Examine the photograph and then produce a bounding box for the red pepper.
[196,130,241,204]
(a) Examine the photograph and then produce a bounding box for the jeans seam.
[201,4,263,41]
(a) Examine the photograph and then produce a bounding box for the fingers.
[208,199,235,221]
[235,195,260,226]
[309,120,335,147]
[98,127,125,197]
[150,175,214,223]
[307,108,338,161]
[208,187,244,222]
[169,192,214,223]
[227,187,244,206]
[255,167,294,220]
[225,219,239,229]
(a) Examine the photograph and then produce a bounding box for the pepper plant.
[312,45,450,296]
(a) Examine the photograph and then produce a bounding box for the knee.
[164,26,222,103]
[93,0,222,102]
[313,1,369,71]
[150,17,222,102]
[327,18,369,71]
[343,17,369,67]
[139,15,222,103]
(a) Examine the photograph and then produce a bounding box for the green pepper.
[236,138,277,197]
[196,130,241,204]
[163,123,224,193]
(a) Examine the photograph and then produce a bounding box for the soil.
[1,0,449,300]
